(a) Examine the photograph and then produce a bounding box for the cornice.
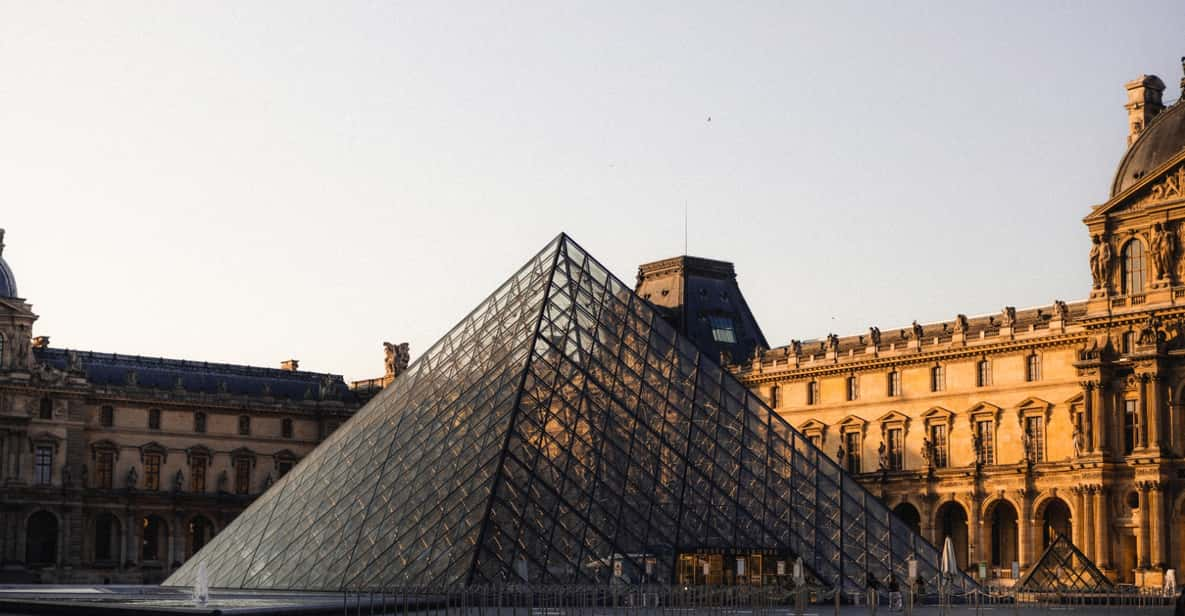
[737,331,1089,385]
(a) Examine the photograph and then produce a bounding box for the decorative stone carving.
[217,470,228,493]
[789,339,802,356]
[126,465,138,489]
[383,341,411,378]
[1052,300,1069,322]
[1072,424,1084,458]
[1137,314,1161,345]
[1132,164,1185,209]
[825,333,839,353]
[1089,234,1112,290]
[953,314,968,334]
[1001,306,1017,328]
[65,350,83,373]
[173,469,184,492]
[877,441,888,470]
[1150,222,1177,284]
[868,327,882,347]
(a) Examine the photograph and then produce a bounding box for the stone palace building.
[0,230,406,584]
[643,62,1185,588]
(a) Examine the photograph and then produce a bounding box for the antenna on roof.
[683,201,688,256]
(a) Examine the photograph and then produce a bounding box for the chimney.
[1125,74,1165,146]
[280,359,300,371]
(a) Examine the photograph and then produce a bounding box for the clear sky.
[2,2,1183,381]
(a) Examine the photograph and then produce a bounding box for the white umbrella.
[941,537,958,577]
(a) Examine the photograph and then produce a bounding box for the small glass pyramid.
[165,234,973,592]
[1017,535,1112,592]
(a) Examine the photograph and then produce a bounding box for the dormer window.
[708,316,737,344]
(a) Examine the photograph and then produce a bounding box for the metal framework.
[165,234,974,593]
[1017,535,1112,592]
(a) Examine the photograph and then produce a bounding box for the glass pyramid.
[165,234,973,592]
[1017,535,1112,592]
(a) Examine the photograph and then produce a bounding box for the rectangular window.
[235,457,251,495]
[806,381,819,405]
[144,453,161,490]
[1124,399,1139,454]
[34,446,53,485]
[96,451,114,489]
[100,406,114,427]
[930,424,948,468]
[238,415,251,436]
[976,420,994,465]
[191,457,207,493]
[846,376,858,401]
[1026,355,1041,382]
[148,409,161,430]
[844,431,861,474]
[768,386,779,408]
[977,360,991,387]
[930,365,945,392]
[1025,416,1045,463]
[708,316,737,344]
[887,371,901,397]
[1122,331,1135,354]
[887,427,903,470]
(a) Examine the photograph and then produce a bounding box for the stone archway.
[1040,498,1072,550]
[893,502,922,536]
[93,512,121,562]
[140,515,169,562]
[986,499,1019,569]
[186,515,216,559]
[934,501,968,570]
[25,511,58,565]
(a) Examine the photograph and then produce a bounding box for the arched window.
[1121,239,1146,295]
[194,412,206,434]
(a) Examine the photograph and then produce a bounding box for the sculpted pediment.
[1088,150,1185,222]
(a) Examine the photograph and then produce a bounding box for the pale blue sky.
[2,2,1183,381]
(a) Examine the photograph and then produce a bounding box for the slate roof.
[1113,96,1185,196]
[34,347,355,403]
[0,252,16,299]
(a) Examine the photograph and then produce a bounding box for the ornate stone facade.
[723,65,1185,588]
[0,232,372,584]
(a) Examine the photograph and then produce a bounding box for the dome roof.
[0,230,16,299]
[1112,100,1185,197]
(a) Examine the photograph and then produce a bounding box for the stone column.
[1082,383,1096,453]
[1017,489,1035,569]
[1148,482,1167,569]
[1090,383,1107,454]
[969,493,982,566]
[1138,376,1150,450]
[126,511,138,567]
[1146,373,1163,450]
[1074,487,1092,560]
[1137,483,1151,569]
[1092,487,1110,569]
